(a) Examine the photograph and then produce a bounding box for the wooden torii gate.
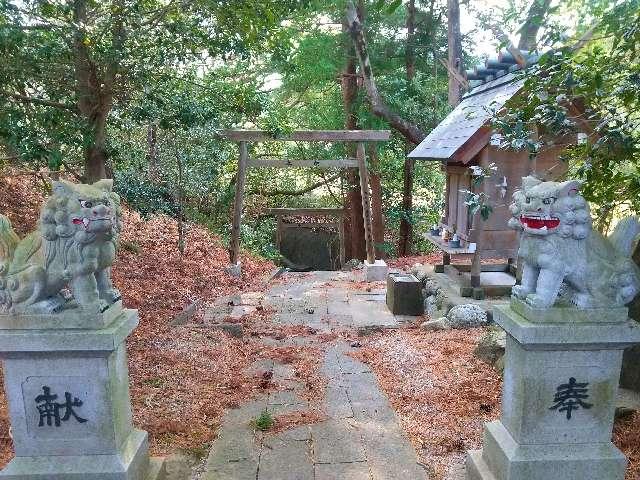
[219,129,391,274]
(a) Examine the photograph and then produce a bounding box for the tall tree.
[0,0,299,181]
[341,1,366,260]
[398,0,417,256]
[447,0,463,106]
[345,1,426,145]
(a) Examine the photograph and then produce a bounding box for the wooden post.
[357,142,375,264]
[338,217,346,267]
[229,141,248,265]
[276,215,283,250]
[470,212,484,288]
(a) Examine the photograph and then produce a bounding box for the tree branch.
[517,0,552,51]
[487,24,528,66]
[248,172,342,197]
[345,1,426,145]
[0,90,78,112]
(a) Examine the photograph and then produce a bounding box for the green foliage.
[252,410,275,431]
[114,170,179,218]
[1,0,453,260]
[490,0,640,219]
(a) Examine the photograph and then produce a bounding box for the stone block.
[314,463,371,480]
[0,311,162,480]
[472,288,485,300]
[466,304,640,480]
[501,334,622,445]
[386,273,424,316]
[467,421,627,480]
[225,262,242,278]
[311,420,366,464]
[0,429,154,480]
[364,259,388,282]
[0,301,124,330]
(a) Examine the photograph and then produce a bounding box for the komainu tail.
[0,215,19,274]
[609,216,640,257]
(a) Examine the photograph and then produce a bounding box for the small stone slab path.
[202,271,427,480]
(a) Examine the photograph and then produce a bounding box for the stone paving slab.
[203,271,427,480]
[312,418,367,464]
[314,462,372,480]
[259,436,313,480]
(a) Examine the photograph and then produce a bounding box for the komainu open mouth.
[520,215,560,230]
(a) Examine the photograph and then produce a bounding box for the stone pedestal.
[466,299,640,480]
[386,273,424,316]
[364,259,388,282]
[0,306,165,479]
[225,261,242,278]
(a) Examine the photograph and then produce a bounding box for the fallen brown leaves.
[614,412,640,480]
[351,327,502,479]
[0,174,284,462]
[386,253,442,270]
[0,174,47,235]
[270,409,327,435]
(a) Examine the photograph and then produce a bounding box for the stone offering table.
[0,305,165,480]
[466,299,640,480]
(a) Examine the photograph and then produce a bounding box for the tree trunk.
[398,0,417,257]
[345,1,426,145]
[72,0,123,182]
[147,123,160,182]
[367,143,385,258]
[342,6,366,261]
[83,112,109,182]
[447,0,463,107]
[518,0,552,52]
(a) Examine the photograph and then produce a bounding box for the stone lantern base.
[466,300,640,480]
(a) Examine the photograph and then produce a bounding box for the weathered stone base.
[225,261,242,278]
[466,421,627,480]
[364,259,388,282]
[0,428,164,480]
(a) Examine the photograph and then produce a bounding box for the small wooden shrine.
[409,51,591,296]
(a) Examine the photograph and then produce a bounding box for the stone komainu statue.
[508,176,640,309]
[0,180,123,314]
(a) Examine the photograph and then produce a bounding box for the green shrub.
[252,410,275,431]
[114,170,179,218]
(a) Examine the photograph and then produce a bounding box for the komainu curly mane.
[0,179,123,314]
[509,176,640,309]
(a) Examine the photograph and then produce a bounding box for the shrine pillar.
[466,299,640,480]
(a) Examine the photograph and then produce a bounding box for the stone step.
[146,457,167,480]
[465,450,497,480]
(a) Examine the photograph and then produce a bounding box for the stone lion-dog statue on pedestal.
[508,176,640,309]
[0,179,122,315]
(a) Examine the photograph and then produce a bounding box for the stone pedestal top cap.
[0,309,138,354]
[494,304,640,350]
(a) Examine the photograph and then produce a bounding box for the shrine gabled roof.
[408,72,524,163]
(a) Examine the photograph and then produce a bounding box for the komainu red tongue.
[520,216,560,229]
[72,218,83,225]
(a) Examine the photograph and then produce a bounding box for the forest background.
[1,0,639,261]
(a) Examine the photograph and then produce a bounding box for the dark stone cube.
[386,273,424,316]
